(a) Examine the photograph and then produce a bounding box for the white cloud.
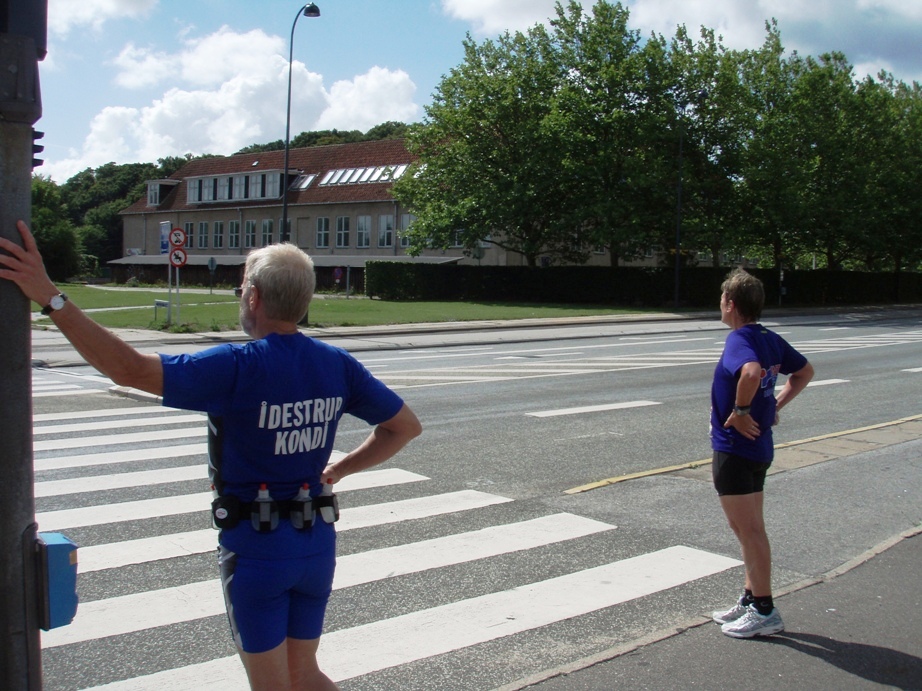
[48,0,158,36]
[441,0,558,35]
[112,44,178,88]
[316,67,420,132]
[42,26,420,181]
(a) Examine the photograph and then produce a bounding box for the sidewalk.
[509,527,922,690]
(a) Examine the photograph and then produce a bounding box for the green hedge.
[365,262,922,307]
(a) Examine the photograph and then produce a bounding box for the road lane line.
[527,401,660,418]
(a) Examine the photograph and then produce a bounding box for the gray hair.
[244,243,315,322]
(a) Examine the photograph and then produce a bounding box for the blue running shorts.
[219,523,336,654]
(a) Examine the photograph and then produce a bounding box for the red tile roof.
[121,139,415,215]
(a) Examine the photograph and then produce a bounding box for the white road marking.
[81,546,741,688]
[527,400,661,418]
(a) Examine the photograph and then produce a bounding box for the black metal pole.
[673,127,684,308]
[0,29,44,691]
[281,3,320,244]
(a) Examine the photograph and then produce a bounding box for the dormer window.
[146,179,179,206]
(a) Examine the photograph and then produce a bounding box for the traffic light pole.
[0,27,44,691]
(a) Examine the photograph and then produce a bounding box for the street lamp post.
[673,122,685,308]
[673,92,705,307]
[281,2,320,243]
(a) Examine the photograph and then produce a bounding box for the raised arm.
[0,220,163,395]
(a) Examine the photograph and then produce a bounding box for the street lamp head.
[304,3,320,18]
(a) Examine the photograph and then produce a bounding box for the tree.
[790,52,866,269]
[31,176,82,280]
[549,1,675,267]
[735,21,806,270]
[394,20,579,266]
[668,27,750,268]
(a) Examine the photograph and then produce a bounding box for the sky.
[34,0,922,183]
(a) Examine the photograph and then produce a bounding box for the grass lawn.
[32,284,654,332]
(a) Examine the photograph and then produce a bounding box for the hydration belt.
[211,493,339,532]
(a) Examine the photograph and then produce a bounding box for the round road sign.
[169,247,188,268]
[169,227,186,247]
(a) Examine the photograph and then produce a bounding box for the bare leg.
[719,491,772,596]
[288,637,339,691]
[239,637,338,691]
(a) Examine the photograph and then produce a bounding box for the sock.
[753,595,774,615]
[740,589,755,606]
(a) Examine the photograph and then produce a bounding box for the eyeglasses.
[234,286,243,298]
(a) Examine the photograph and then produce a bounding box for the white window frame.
[356,215,371,248]
[316,217,330,248]
[336,216,350,248]
[378,215,394,248]
[228,220,241,249]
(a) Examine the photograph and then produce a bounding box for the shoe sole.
[721,622,784,638]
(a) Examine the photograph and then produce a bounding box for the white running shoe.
[721,605,785,638]
[712,599,750,625]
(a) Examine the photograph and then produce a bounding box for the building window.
[187,180,202,203]
[356,215,371,248]
[451,230,464,248]
[217,177,229,200]
[336,216,350,248]
[198,222,209,249]
[229,220,240,249]
[213,221,225,249]
[316,217,330,248]
[234,176,246,200]
[399,213,415,249]
[245,220,256,248]
[184,222,194,248]
[261,219,273,246]
[267,173,281,198]
[378,215,394,248]
[147,183,160,206]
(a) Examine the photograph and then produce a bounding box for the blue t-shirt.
[160,332,404,557]
[710,323,808,462]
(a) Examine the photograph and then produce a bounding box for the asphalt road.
[29,307,922,689]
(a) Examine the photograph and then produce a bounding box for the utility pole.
[0,1,47,689]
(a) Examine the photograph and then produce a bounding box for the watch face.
[50,294,66,310]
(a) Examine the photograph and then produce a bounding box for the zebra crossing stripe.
[321,545,741,682]
[76,469,429,571]
[41,579,223,649]
[34,427,205,452]
[36,492,213,531]
[35,465,207,497]
[33,389,101,398]
[34,406,182,423]
[33,413,205,436]
[43,513,616,648]
[45,488,509,554]
[332,513,615,589]
[34,444,208,472]
[79,545,741,689]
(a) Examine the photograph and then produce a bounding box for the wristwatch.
[41,293,68,316]
[733,404,751,417]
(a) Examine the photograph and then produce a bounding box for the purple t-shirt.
[160,332,404,557]
[710,323,807,462]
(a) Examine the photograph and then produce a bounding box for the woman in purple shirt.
[710,269,814,638]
